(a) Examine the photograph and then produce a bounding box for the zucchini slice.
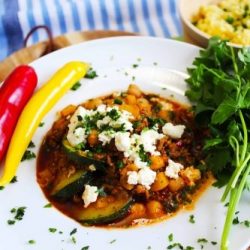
[51,170,92,199]
[62,139,106,171]
[73,193,133,225]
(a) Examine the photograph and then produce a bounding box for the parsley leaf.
[185,37,250,249]
[85,68,98,79]
[21,150,36,161]
[71,81,81,91]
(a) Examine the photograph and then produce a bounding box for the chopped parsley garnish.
[107,109,120,120]
[71,236,77,244]
[153,62,158,66]
[242,220,250,227]
[10,176,18,183]
[95,187,107,197]
[21,150,36,161]
[138,145,151,165]
[147,117,165,128]
[168,233,174,242]
[39,122,45,127]
[233,216,240,225]
[147,246,152,250]
[211,241,217,245]
[132,64,138,68]
[71,81,81,91]
[15,207,26,220]
[7,206,26,225]
[28,240,36,244]
[85,68,98,79]
[114,98,123,105]
[167,242,184,249]
[133,121,141,129]
[132,76,136,81]
[75,142,85,150]
[225,16,234,24]
[70,228,77,235]
[0,186,4,191]
[48,228,57,233]
[77,115,83,121]
[197,238,208,244]
[7,220,15,225]
[185,247,194,250]
[116,161,124,169]
[81,246,90,250]
[43,203,52,208]
[189,214,195,224]
[109,239,116,244]
[28,141,35,148]
[86,151,94,158]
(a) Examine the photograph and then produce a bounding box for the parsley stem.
[221,153,250,201]
[229,136,239,167]
[221,163,250,250]
[239,110,248,164]
[230,46,242,98]
[221,111,249,201]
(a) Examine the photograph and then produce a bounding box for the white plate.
[0,37,249,250]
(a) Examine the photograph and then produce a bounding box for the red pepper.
[0,65,38,162]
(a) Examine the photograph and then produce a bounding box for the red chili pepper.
[0,65,38,162]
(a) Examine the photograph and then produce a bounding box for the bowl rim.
[178,0,248,48]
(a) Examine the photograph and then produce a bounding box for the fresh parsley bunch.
[185,37,250,250]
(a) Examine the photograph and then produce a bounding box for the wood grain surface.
[0,30,135,82]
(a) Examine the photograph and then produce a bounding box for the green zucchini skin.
[62,139,106,171]
[73,195,133,225]
[51,170,92,199]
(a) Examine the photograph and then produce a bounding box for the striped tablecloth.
[0,0,182,61]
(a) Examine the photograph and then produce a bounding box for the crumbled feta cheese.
[67,127,86,146]
[96,104,107,114]
[165,159,184,179]
[89,164,96,171]
[162,122,185,139]
[98,130,115,145]
[137,167,156,190]
[82,185,98,208]
[139,129,164,155]
[133,156,149,169]
[127,171,139,185]
[115,132,131,153]
[67,106,91,146]
[127,167,156,190]
[97,116,112,129]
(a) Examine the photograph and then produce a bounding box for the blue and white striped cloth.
[0,0,182,61]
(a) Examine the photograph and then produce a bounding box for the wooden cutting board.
[0,30,135,82]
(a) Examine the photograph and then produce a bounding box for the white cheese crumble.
[114,129,164,169]
[67,104,134,147]
[139,129,164,155]
[162,122,185,139]
[127,171,139,185]
[127,167,156,190]
[137,167,156,189]
[115,132,131,153]
[165,159,184,179]
[89,164,96,171]
[98,130,115,145]
[82,185,98,208]
[67,106,90,146]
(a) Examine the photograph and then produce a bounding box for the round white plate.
[0,37,249,250]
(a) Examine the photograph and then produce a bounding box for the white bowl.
[179,0,245,48]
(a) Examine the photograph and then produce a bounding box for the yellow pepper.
[0,61,89,186]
